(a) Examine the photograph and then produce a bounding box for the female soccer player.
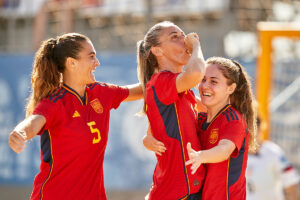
[137,21,206,200]
[8,33,142,200]
[185,57,257,200]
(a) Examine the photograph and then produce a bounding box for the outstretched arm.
[185,139,235,174]
[8,115,46,154]
[124,83,143,102]
[176,33,205,93]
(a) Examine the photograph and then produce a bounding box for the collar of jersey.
[203,104,231,130]
[62,83,88,105]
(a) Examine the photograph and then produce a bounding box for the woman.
[186,57,257,200]
[137,21,206,200]
[8,33,142,200]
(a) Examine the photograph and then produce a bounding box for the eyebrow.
[168,31,184,36]
[204,76,219,80]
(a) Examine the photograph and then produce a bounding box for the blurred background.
[0,0,300,199]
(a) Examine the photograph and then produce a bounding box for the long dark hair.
[26,33,89,116]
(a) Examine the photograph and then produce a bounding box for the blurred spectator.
[246,116,300,200]
[0,0,19,8]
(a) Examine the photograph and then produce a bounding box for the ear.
[65,57,77,70]
[151,46,163,57]
[227,83,237,95]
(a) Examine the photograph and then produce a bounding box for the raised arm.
[124,83,143,102]
[176,33,205,93]
[185,139,235,174]
[8,115,46,154]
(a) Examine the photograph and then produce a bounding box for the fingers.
[191,163,200,174]
[185,158,201,174]
[154,142,166,156]
[187,142,192,154]
[8,131,27,154]
[185,158,194,166]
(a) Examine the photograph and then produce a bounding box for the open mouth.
[202,92,212,97]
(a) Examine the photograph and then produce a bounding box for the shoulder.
[87,81,124,91]
[87,82,109,90]
[221,106,243,123]
[43,87,67,103]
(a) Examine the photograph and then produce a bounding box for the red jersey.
[145,71,205,200]
[31,82,129,200]
[198,104,249,200]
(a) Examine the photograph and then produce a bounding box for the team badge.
[90,98,103,114]
[209,128,219,144]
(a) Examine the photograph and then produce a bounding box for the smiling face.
[72,40,100,85]
[155,25,190,66]
[199,63,236,110]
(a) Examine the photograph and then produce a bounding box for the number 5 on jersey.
[87,121,101,144]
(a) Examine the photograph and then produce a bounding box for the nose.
[95,57,100,67]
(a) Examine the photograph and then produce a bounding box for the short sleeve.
[32,99,57,134]
[220,121,245,158]
[153,72,179,105]
[106,84,129,110]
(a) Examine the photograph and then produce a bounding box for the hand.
[185,142,202,174]
[8,130,27,154]
[184,32,200,54]
[143,134,166,156]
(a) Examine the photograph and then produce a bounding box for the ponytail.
[26,38,61,117]
[206,57,257,151]
[26,33,89,117]
[137,21,175,113]
[230,60,257,152]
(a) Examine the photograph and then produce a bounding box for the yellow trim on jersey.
[40,130,54,200]
[207,104,231,130]
[62,85,88,105]
[174,103,191,198]
[226,160,230,200]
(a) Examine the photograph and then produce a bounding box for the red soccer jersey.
[198,104,249,200]
[31,82,129,200]
[145,71,205,200]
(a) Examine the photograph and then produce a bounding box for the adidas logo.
[72,110,80,118]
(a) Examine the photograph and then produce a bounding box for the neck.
[206,101,229,122]
[63,75,86,97]
[158,59,183,73]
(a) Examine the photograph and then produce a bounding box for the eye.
[201,78,206,83]
[171,35,179,39]
[211,80,217,84]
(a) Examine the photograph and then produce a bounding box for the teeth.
[203,93,211,97]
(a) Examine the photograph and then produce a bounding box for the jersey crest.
[209,128,219,144]
[90,98,103,114]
